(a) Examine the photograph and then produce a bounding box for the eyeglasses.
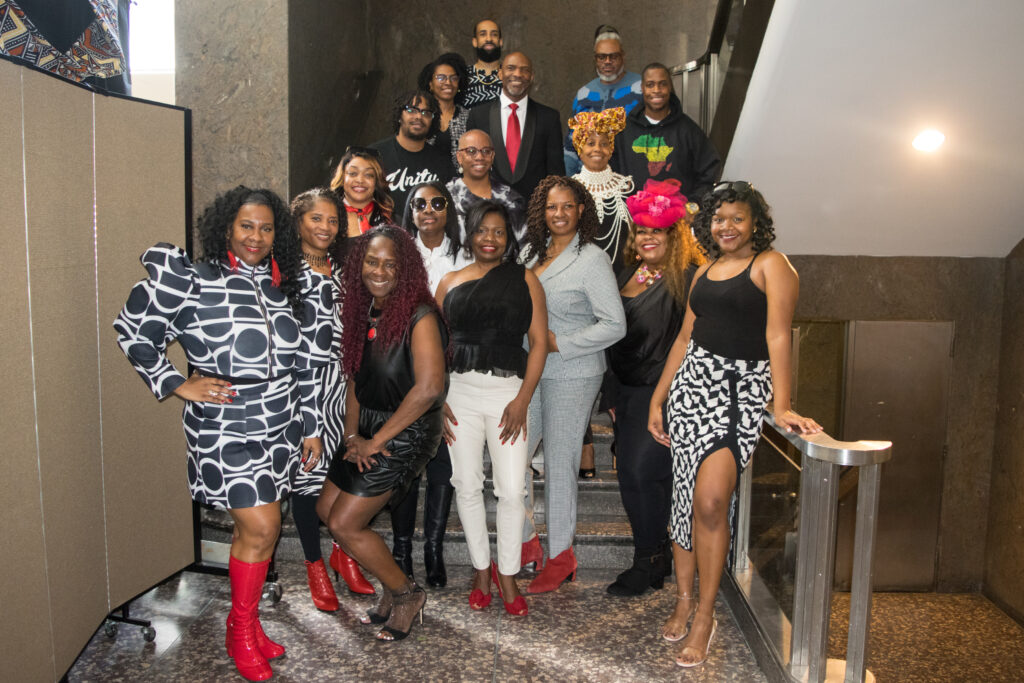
[713,180,753,194]
[457,146,495,158]
[595,52,623,62]
[433,73,460,84]
[403,104,435,119]
[344,145,381,159]
[411,196,448,212]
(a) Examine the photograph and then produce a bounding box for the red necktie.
[345,201,375,233]
[506,102,521,173]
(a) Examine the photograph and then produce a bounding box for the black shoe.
[392,536,414,580]
[578,468,596,479]
[423,483,454,587]
[390,477,419,581]
[606,547,667,596]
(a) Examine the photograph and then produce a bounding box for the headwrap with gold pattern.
[568,107,627,155]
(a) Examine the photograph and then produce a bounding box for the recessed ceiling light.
[912,129,945,152]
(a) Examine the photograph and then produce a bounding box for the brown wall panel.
[21,70,109,675]
[0,61,57,683]
[94,96,193,609]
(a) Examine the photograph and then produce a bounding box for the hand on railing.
[772,408,822,436]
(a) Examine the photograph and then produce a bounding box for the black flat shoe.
[578,468,596,479]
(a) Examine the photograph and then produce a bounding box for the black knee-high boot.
[390,477,419,580]
[423,482,454,587]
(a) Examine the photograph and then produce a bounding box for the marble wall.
[175,0,290,236]
[790,255,1005,591]
[985,238,1024,621]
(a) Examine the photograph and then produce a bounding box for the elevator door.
[834,320,952,590]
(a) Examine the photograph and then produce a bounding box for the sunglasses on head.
[411,196,448,212]
[403,104,435,119]
[713,180,753,194]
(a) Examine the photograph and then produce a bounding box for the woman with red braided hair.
[316,225,448,643]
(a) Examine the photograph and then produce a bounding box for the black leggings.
[615,383,672,552]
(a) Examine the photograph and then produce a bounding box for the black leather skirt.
[326,405,443,499]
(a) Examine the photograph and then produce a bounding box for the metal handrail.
[737,410,892,683]
[667,0,736,129]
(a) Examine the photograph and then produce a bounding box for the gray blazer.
[524,233,626,380]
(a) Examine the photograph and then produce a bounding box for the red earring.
[270,251,282,287]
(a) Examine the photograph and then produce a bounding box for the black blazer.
[466,97,566,204]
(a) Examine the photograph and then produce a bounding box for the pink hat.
[626,179,690,229]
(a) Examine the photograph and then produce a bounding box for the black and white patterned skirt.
[184,375,302,509]
[667,341,772,551]
[290,359,346,497]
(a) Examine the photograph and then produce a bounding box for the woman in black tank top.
[647,182,822,668]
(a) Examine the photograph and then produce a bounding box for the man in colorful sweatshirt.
[563,25,643,175]
[612,62,720,202]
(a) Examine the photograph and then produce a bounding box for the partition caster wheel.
[104,621,118,638]
[142,626,157,642]
[262,582,282,604]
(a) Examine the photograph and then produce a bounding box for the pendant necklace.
[367,302,380,341]
[636,262,663,286]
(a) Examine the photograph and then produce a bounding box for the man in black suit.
[466,51,565,203]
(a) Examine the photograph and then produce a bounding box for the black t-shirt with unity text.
[369,137,455,216]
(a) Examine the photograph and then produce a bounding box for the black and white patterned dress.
[666,255,773,551]
[114,244,333,509]
[291,263,346,496]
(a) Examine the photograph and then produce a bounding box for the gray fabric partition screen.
[0,57,193,681]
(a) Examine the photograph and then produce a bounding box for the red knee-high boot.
[225,558,286,661]
[226,556,276,681]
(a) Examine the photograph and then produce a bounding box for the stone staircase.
[202,411,636,571]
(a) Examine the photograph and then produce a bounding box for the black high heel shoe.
[376,583,426,642]
[359,585,393,625]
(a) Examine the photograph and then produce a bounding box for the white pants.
[448,371,529,575]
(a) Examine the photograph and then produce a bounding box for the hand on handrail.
[772,408,822,436]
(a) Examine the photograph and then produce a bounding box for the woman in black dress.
[115,186,333,681]
[605,179,704,600]
[435,200,547,616]
[316,225,448,642]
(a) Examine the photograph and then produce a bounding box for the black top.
[443,262,531,379]
[354,304,447,412]
[369,137,455,218]
[689,253,769,361]
[608,264,692,386]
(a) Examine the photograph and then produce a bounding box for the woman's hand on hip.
[173,372,236,403]
[301,436,324,472]
[499,396,528,445]
[442,403,458,445]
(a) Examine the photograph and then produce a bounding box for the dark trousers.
[615,383,672,552]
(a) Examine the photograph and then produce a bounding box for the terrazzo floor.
[67,561,765,682]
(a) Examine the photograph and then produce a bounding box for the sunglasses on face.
[433,73,459,84]
[458,146,495,158]
[403,104,435,119]
[713,180,753,194]
[411,196,448,212]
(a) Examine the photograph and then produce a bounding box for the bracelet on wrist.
[344,433,358,443]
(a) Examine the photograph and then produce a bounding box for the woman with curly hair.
[384,181,471,588]
[518,176,626,593]
[316,225,448,642]
[648,181,821,668]
[288,188,377,608]
[329,147,394,242]
[114,186,334,680]
[418,52,471,168]
[604,179,704,599]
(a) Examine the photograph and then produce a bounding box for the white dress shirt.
[416,233,473,295]
[498,92,529,145]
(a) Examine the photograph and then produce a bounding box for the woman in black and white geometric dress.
[648,182,821,669]
[114,186,333,681]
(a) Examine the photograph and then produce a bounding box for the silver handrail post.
[734,462,752,572]
[844,462,882,682]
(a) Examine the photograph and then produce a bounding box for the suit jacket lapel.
[537,232,580,284]
[490,101,514,180]
[513,100,537,183]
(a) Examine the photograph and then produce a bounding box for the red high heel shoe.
[330,542,376,595]
[521,535,545,571]
[305,559,340,611]
[491,562,528,616]
[468,567,493,610]
[527,547,577,594]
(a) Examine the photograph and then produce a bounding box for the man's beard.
[596,65,625,83]
[475,44,501,62]
[403,126,429,142]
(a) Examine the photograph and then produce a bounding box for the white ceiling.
[723,0,1024,257]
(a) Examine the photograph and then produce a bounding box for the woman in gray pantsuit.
[519,176,626,593]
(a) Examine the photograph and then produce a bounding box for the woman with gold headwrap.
[569,106,634,275]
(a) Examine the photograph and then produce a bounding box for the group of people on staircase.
[113,16,822,682]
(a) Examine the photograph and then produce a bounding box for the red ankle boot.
[226,556,275,681]
[305,558,340,611]
[330,542,376,595]
[527,547,577,594]
[521,535,545,571]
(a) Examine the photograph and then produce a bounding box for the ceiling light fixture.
[912,129,945,152]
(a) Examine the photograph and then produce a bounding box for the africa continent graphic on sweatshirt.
[632,134,674,176]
